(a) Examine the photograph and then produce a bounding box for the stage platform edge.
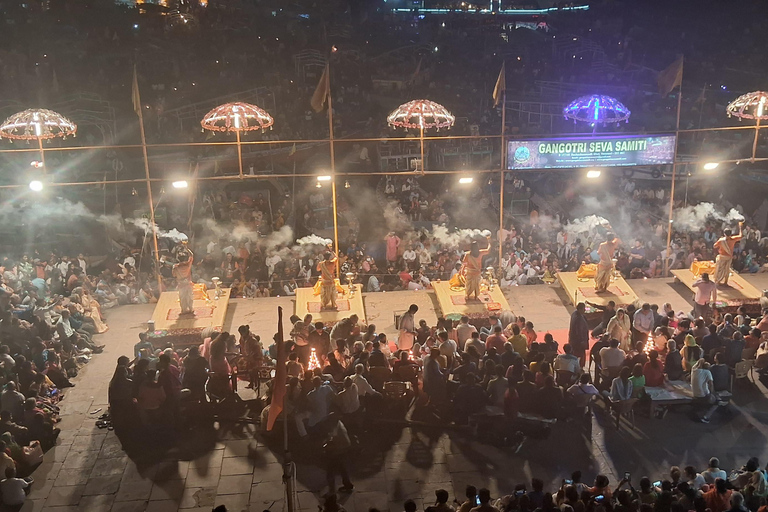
[671,269,762,310]
[432,280,512,321]
[295,284,366,325]
[557,272,639,309]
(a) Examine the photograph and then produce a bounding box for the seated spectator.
[724,332,746,367]
[486,365,507,408]
[335,377,360,416]
[665,340,684,380]
[710,353,730,392]
[368,341,389,368]
[701,325,723,360]
[537,375,564,419]
[685,465,706,490]
[643,350,665,387]
[516,370,538,413]
[322,353,346,383]
[682,335,703,372]
[499,343,517,369]
[453,373,486,424]
[691,359,726,424]
[703,478,732,512]
[554,344,581,376]
[0,412,29,446]
[702,457,728,484]
[628,363,646,398]
[0,466,28,508]
[1,383,24,422]
[599,339,626,373]
[485,327,507,354]
[507,325,528,358]
[607,367,633,402]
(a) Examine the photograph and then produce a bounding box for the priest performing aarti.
[713,221,743,286]
[462,236,492,301]
[595,232,621,293]
[173,244,195,316]
[317,250,339,310]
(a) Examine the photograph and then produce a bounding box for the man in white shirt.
[456,316,477,351]
[632,303,655,341]
[366,275,380,292]
[692,273,717,322]
[599,339,626,370]
[464,331,486,358]
[691,358,726,423]
[402,246,417,269]
[265,252,281,277]
[335,378,360,415]
[0,467,28,507]
[350,364,380,398]
[702,457,728,484]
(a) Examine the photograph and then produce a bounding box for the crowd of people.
[0,250,127,506]
[373,458,768,512]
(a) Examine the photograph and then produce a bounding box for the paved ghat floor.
[20,276,768,512]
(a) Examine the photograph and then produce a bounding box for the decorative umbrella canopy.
[0,108,76,140]
[563,94,631,127]
[726,91,768,120]
[387,99,455,130]
[200,102,274,133]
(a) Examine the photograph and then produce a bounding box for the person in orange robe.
[173,246,195,315]
[595,233,621,293]
[713,221,743,286]
[462,237,491,300]
[317,251,338,310]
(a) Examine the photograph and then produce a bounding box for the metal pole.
[327,66,341,276]
[135,77,164,293]
[752,116,761,162]
[37,138,46,174]
[664,84,684,277]
[236,130,244,178]
[498,88,506,273]
[419,124,425,174]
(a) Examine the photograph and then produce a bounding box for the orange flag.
[310,64,330,113]
[266,306,287,431]
[657,56,683,97]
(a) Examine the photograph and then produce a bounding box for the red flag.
[267,306,286,431]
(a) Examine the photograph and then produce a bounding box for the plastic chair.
[733,360,754,385]
[609,397,638,430]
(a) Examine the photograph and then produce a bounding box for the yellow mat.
[557,271,638,308]
[671,269,761,305]
[295,284,366,325]
[433,280,512,319]
[151,288,231,332]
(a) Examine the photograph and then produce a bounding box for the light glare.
[703,162,719,170]
[172,180,188,189]
[586,169,602,179]
[29,180,43,192]
[317,175,332,181]
[459,177,474,184]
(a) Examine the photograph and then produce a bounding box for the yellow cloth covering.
[690,260,716,278]
[576,263,597,279]
[192,283,210,300]
[312,279,345,296]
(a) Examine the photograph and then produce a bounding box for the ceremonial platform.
[556,271,639,310]
[671,268,762,313]
[148,286,231,348]
[295,281,367,325]
[432,280,511,324]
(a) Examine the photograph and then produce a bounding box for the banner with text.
[507,134,676,170]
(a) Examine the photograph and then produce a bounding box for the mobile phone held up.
[624,472,631,481]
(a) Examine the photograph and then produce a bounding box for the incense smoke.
[673,202,745,231]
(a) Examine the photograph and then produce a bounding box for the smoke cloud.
[673,202,744,231]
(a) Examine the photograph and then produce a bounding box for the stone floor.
[19,275,768,512]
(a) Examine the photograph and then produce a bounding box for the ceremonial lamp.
[726,91,768,161]
[0,108,77,173]
[211,276,222,300]
[308,348,321,371]
[563,94,631,134]
[387,99,455,174]
[485,267,497,292]
[345,272,356,298]
[201,102,274,179]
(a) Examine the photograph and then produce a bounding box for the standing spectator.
[568,303,589,367]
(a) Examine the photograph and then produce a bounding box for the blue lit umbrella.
[563,94,631,130]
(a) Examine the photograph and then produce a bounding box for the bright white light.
[172,180,188,189]
[317,175,332,181]
[459,177,474,184]
[586,169,602,179]
[29,180,43,192]
[703,162,719,170]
